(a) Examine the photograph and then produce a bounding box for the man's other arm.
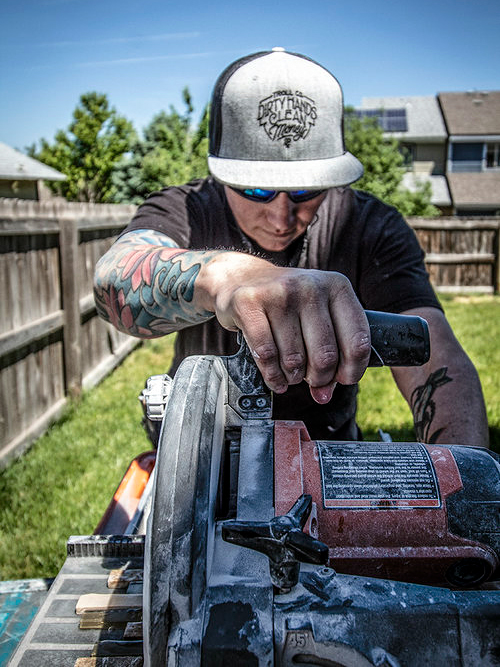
[391,306,489,448]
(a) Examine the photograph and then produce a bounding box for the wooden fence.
[0,199,137,467]
[410,217,500,294]
[0,200,499,467]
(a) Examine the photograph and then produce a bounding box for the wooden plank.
[80,292,97,317]
[76,594,143,615]
[0,396,67,468]
[434,285,494,294]
[425,252,495,264]
[108,569,143,590]
[82,338,140,391]
[410,218,500,230]
[0,310,64,358]
[0,220,60,235]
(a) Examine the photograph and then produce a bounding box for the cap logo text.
[257,90,317,147]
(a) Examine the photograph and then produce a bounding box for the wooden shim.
[123,622,143,639]
[108,568,143,589]
[76,594,143,615]
[79,608,142,629]
[74,658,143,667]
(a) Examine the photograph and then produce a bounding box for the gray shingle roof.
[447,173,500,208]
[0,142,66,181]
[438,91,500,135]
[360,96,447,142]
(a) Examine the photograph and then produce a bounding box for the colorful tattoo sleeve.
[94,229,216,337]
[410,366,453,443]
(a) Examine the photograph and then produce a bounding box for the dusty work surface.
[7,536,145,667]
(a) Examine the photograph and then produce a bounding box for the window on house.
[450,143,483,172]
[486,143,500,169]
[400,142,415,169]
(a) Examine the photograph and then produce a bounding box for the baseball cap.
[208,47,363,190]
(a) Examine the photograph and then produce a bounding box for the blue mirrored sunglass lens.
[243,188,275,199]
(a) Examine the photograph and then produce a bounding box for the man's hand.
[200,253,371,403]
[95,230,371,403]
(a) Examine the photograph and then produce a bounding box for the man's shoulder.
[319,187,405,235]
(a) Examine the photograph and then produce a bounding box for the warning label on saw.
[317,442,440,508]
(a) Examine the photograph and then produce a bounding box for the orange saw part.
[94,451,156,535]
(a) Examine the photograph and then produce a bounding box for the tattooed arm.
[391,307,489,448]
[94,229,218,337]
[94,228,371,402]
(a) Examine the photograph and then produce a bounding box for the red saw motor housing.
[274,421,499,588]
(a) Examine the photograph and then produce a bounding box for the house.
[438,91,500,215]
[358,96,452,213]
[0,141,66,200]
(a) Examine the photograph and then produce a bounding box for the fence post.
[59,215,82,397]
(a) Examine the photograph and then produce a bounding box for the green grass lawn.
[0,294,498,580]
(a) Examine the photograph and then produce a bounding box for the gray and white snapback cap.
[208,48,363,190]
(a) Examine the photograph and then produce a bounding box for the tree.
[344,111,439,216]
[112,88,209,204]
[28,92,135,203]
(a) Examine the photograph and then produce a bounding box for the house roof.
[0,142,66,181]
[360,96,447,142]
[438,91,500,135]
[447,172,500,209]
[401,173,451,207]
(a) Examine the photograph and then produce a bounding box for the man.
[94,48,488,446]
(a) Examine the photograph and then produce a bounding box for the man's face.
[225,187,327,252]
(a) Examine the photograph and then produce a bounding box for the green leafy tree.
[113,88,209,204]
[28,92,135,203]
[344,111,439,216]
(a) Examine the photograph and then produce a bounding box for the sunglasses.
[230,186,326,203]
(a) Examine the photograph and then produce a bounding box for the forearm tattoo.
[94,230,215,337]
[410,367,452,443]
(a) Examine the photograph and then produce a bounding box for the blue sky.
[1,0,499,151]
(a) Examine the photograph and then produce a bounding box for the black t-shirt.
[122,177,441,439]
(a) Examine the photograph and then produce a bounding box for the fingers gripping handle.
[233,310,430,369]
[366,310,430,367]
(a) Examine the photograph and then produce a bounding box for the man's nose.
[266,193,294,229]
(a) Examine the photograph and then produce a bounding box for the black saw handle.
[366,310,429,367]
